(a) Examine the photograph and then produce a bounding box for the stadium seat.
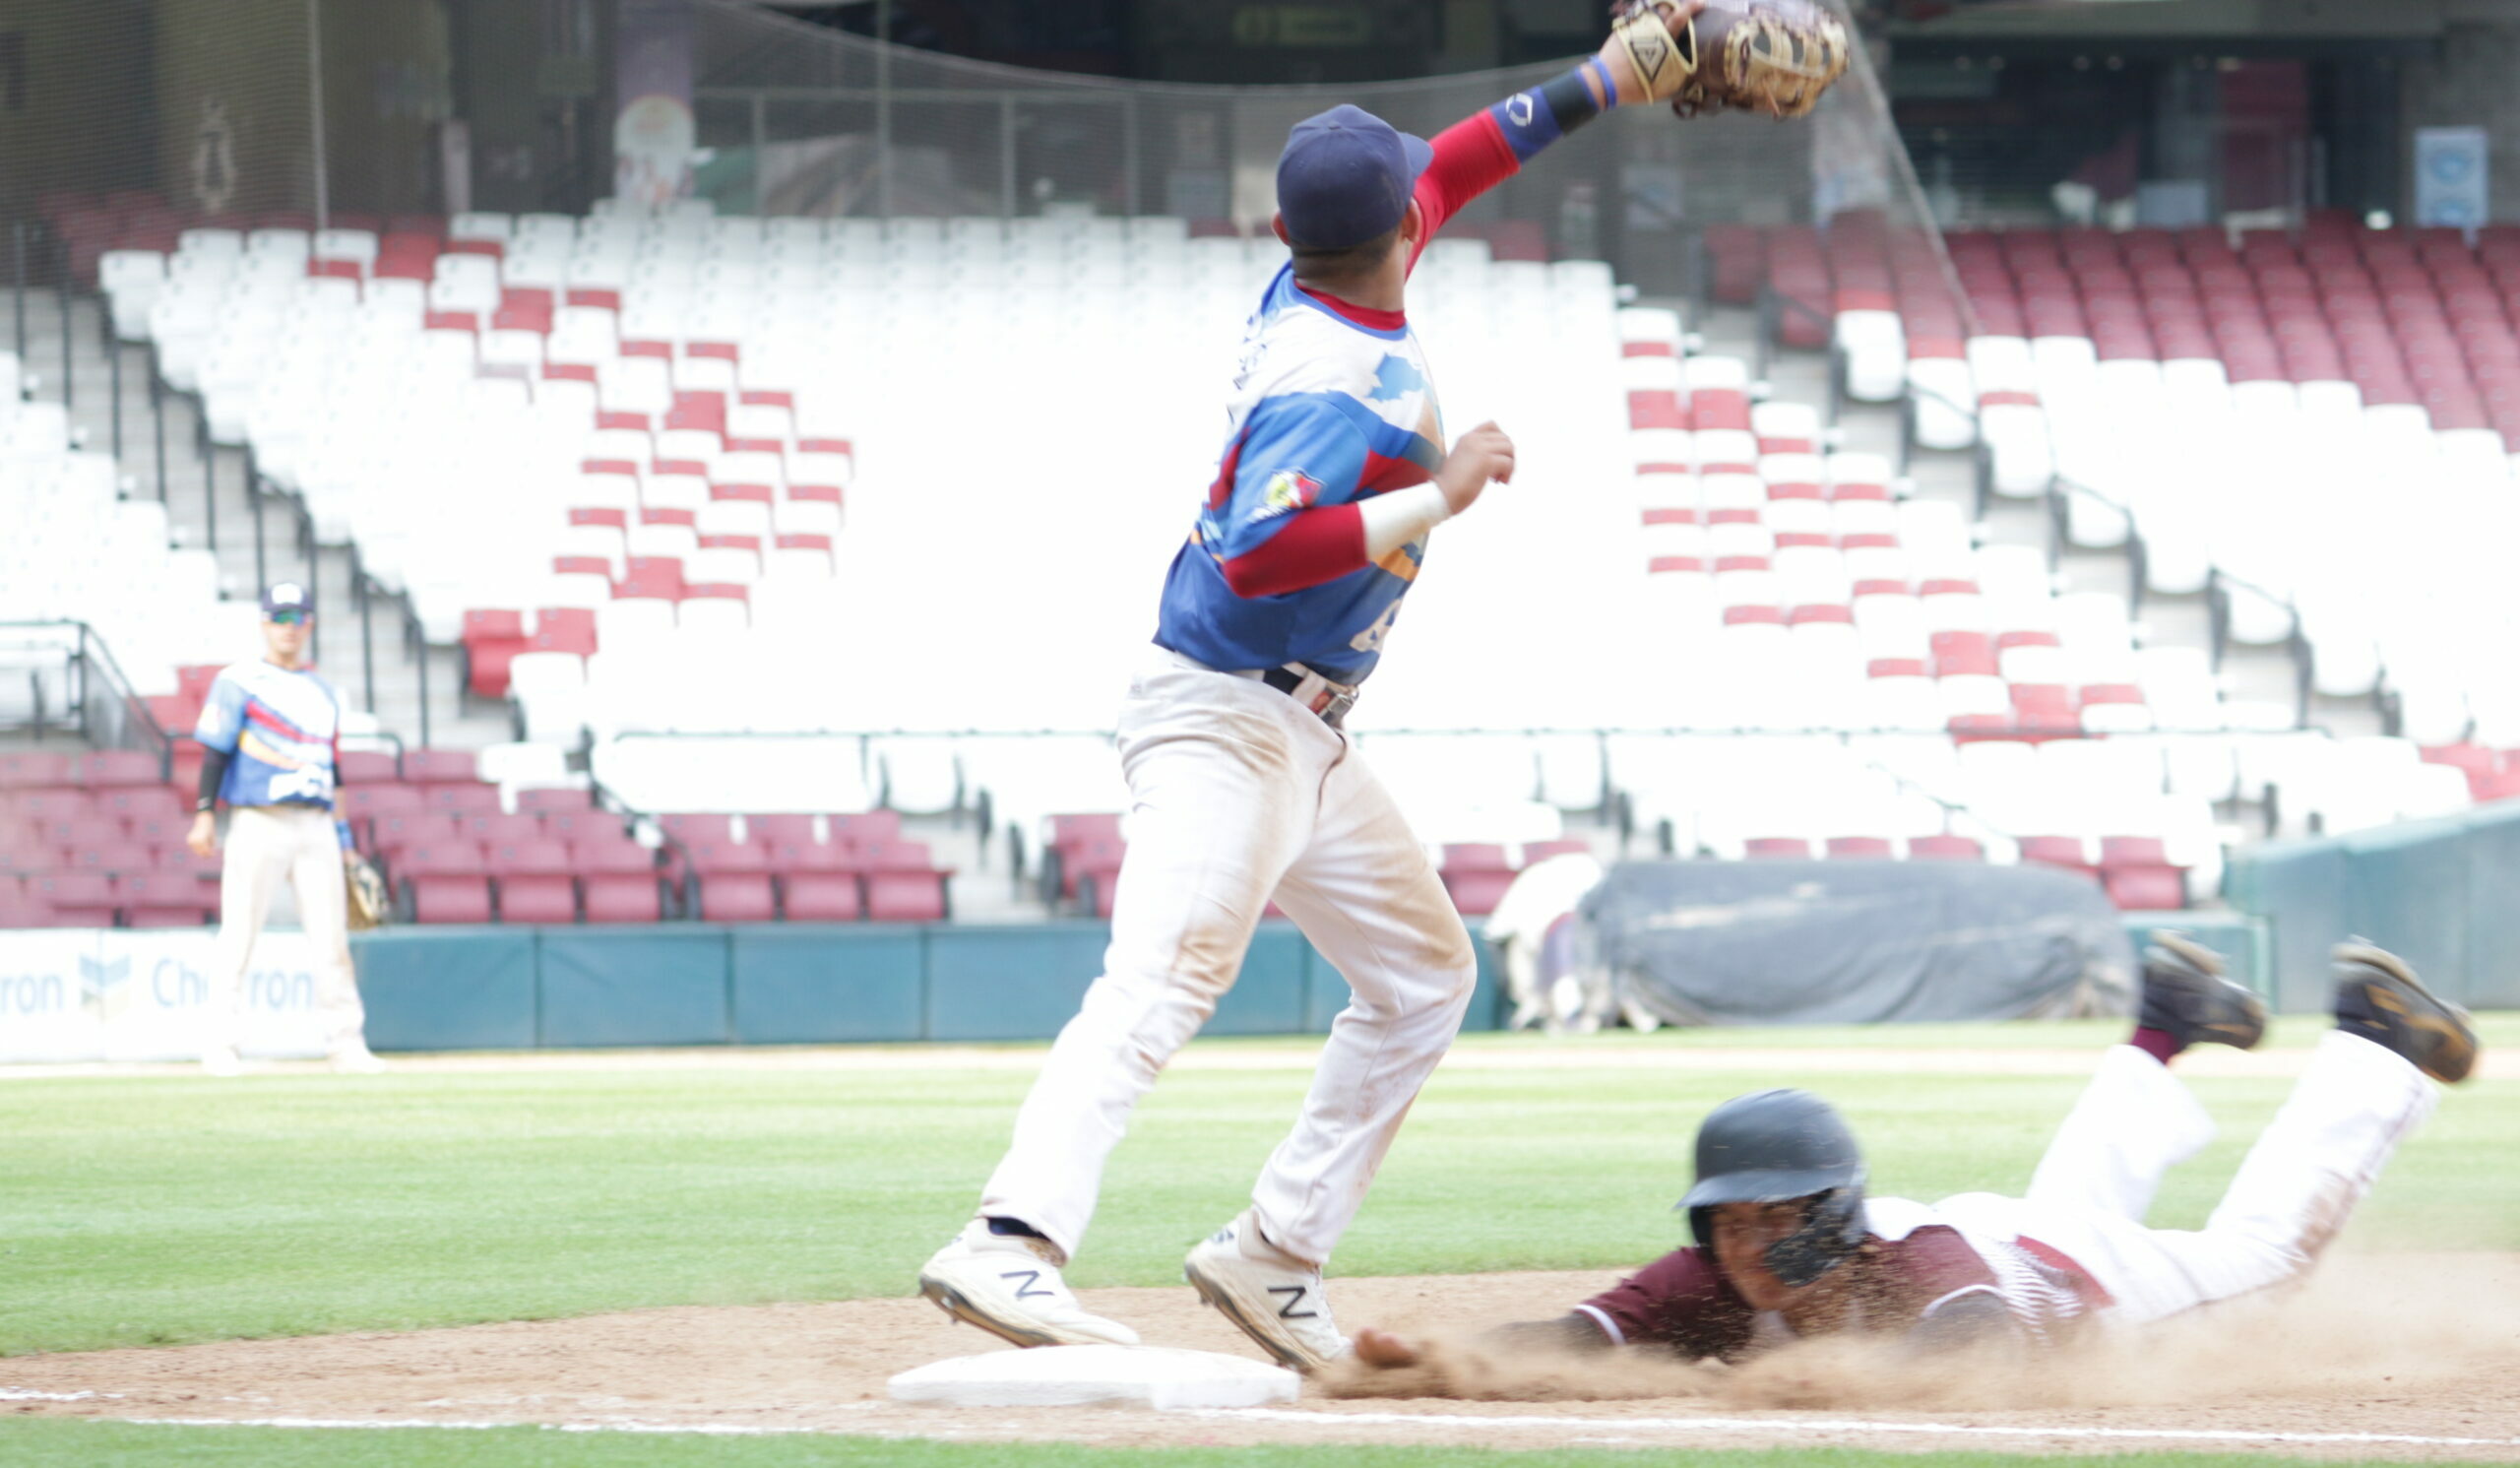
[397,843,493,924]
[488,839,578,923]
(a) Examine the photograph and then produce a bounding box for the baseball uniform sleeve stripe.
[1572,1303,1627,1347]
[1218,502,1369,598]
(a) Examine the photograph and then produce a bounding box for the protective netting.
[4,0,1953,307]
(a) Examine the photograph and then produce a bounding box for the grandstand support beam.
[412,606,432,748]
[197,406,217,553]
[306,0,330,232]
[104,313,121,462]
[876,2,893,218]
[1122,96,1140,215]
[352,549,376,716]
[1000,96,1016,219]
[249,460,267,597]
[11,223,23,369]
[751,95,768,211]
[149,348,166,504]
[55,278,71,409]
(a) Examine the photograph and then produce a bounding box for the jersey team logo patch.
[1258,468,1324,518]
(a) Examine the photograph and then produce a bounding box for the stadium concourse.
[5,197,2508,932]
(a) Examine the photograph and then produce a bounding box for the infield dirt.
[7,1253,2517,1459]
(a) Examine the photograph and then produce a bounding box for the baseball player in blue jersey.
[185,583,381,1075]
[920,10,1707,1372]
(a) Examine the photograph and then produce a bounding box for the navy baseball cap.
[260,581,314,617]
[1277,104,1433,250]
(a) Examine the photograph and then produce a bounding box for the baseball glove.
[344,850,390,930]
[1610,0,1852,120]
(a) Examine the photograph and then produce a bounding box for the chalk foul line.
[1190,1406,2520,1449]
[11,1398,2515,1450]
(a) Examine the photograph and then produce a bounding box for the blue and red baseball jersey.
[1154,67,1609,685]
[1154,269,1445,683]
[194,660,344,809]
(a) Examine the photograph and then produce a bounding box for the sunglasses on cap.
[268,608,310,625]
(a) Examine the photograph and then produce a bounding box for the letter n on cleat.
[1268,1284,1316,1319]
[1002,1269,1054,1301]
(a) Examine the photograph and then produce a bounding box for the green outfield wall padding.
[730,926,925,1044]
[2462,804,2520,1008]
[537,929,733,1047]
[337,921,1508,1053]
[351,927,537,1052]
[2227,800,2520,1012]
[2225,839,2354,1013]
[1210,924,1311,1036]
[2344,817,2472,1004]
[925,924,1108,1042]
[2120,913,2268,999]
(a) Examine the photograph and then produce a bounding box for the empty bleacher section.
[14,3,2509,932]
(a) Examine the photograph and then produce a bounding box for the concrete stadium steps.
[1685,298,2371,842]
[12,291,506,750]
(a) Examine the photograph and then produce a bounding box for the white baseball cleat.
[1183,1210,1350,1372]
[199,1046,243,1077]
[916,1219,1140,1349]
[329,1044,388,1074]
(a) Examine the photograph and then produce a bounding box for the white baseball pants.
[1948,1032,2436,1326]
[207,804,369,1057]
[980,649,1479,1267]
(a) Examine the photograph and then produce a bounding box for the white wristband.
[1357,483,1452,559]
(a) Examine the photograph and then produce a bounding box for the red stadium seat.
[1743,837,1813,860]
[30,870,116,925]
[829,810,904,849]
[780,871,864,922]
[516,787,598,814]
[116,871,215,926]
[370,810,468,859]
[77,750,162,787]
[339,784,425,822]
[462,811,547,846]
[1824,836,1896,859]
[2098,836,2187,911]
[403,748,479,785]
[10,789,94,824]
[1522,839,1591,863]
[860,841,950,923]
[397,843,492,924]
[336,749,403,785]
[2018,836,2100,883]
[55,816,129,854]
[661,813,737,846]
[420,783,502,815]
[743,813,818,847]
[487,839,577,924]
[0,752,74,789]
[1438,843,1516,917]
[574,839,664,923]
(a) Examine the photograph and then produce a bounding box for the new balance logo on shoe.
[1002,1269,1054,1301]
[1269,1284,1316,1319]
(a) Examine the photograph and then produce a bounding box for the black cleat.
[2139,931,2268,1052]
[2333,943,2478,1085]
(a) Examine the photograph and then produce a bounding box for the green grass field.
[0,1420,2450,1468]
[3,1017,2514,1464]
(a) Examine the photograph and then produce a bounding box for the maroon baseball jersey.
[1574,1197,2110,1359]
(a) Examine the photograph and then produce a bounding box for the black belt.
[1262,665,1356,728]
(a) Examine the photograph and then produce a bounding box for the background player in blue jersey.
[186,583,382,1075]
[920,6,1707,1372]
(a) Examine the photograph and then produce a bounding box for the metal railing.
[0,621,174,779]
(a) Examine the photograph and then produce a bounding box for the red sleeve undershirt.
[1217,112,1521,600]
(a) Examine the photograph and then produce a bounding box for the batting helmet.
[1678,1088,1869,1287]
